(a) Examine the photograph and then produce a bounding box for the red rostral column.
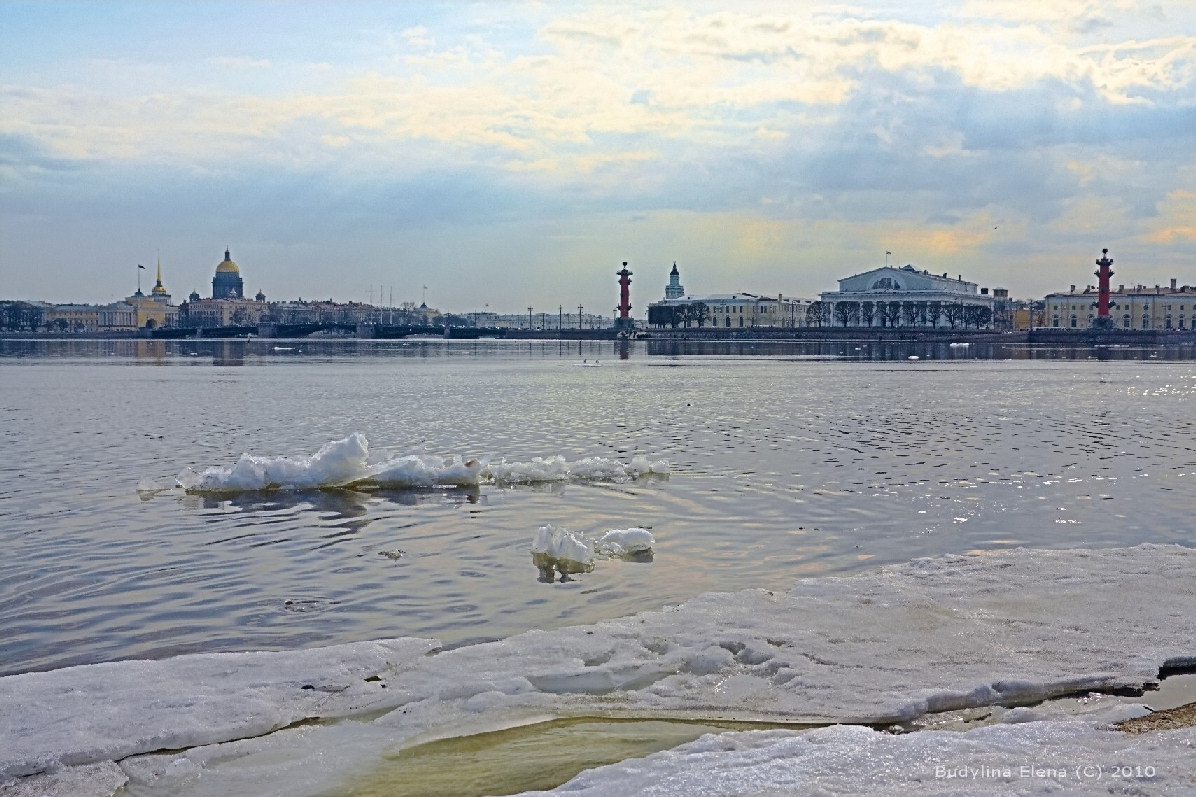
[615,262,633,330]
[1095,248,1115,321]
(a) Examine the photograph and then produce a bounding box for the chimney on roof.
[1070,284,1076,293]
[1118,284,1124,292]
[1171,278,1178,291]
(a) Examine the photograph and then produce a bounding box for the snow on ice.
[2,544,1193,796]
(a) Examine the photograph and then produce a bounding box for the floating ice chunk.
[531,525,594,570]
[569,456,633,481]
[368,455,482,488]
[435,457,484,487]
[484,455,669,484]
[596,528,655,557]
[176,433,370,492]
[173,438,667,494]
[486,456,572,484]
[628,455,670,478]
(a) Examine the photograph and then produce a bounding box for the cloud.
[3,2,1195,306]
[400,25,434,49]
[1144,190,1196,244]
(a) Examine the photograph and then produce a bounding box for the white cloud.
[3,1,1195,305]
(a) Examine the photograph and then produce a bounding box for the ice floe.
[2,544,1194,796]
[595,527,655,556]
[531,524,595,577]
[515,719,1196,796]
[368,454,483,488]
[484,454,669,485]
[531,525,656,582]
[175,432,370,492]
[172,434,668,493]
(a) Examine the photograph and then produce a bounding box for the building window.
[1052,317,1060,327]
[1070,315,1077,328]
[1123,314,1131,329]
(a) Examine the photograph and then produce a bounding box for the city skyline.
[2,1,1194,311]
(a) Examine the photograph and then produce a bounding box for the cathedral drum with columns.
[212,249,244,299]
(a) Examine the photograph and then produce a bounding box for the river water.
[2,337,1194,677]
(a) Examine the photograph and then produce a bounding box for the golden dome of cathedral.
[216,249,240,274]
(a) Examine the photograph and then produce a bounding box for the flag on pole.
[885,251,891,256]
[138,264,146,269]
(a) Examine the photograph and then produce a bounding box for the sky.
[1,1,1194,314]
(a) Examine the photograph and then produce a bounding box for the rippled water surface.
[2,338,1194,675]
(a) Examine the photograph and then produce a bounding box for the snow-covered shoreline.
[3,544,1194,795]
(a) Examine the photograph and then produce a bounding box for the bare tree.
[942,302,966,329]
[806,301,828,327]
[690,302,710,328]
[880,301,902,327]
[927,301,943,328]
[963,305,993,329]
[648,304,674,328]
[860,301,875,327]
[833,301,853,327]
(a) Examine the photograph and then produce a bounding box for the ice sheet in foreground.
[515,719,1196,796]
[172,433,668,492]
[2,544,1193,796]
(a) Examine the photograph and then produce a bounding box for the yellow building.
[43,304,100,332]
[650,293,811,329]
[181,297,269,328]
[1045,278,1195,330]
[121,261,179,329]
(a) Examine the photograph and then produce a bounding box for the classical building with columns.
[819,265,1000,329]
[212,249,245,299]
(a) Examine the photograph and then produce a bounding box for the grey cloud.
[0,132,86,175]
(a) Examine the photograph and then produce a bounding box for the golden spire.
[152,252,168,295]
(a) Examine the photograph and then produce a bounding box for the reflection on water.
[3,336,1195,363]
[1,339,1194,675]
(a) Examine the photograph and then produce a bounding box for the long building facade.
[819,265,1000,329]
[1045,278,1195,330]
[647,263,814,329]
